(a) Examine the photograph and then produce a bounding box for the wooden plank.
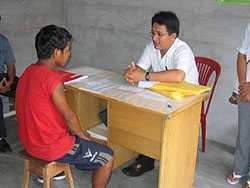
[158,101,202,188]
[109,128,161,160]
[109,101,164,160]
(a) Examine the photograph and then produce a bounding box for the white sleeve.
[136,43,152,71]
[238,23,250,55]
[173,46,195,75]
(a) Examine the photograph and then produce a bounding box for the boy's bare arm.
[52,83,90,140]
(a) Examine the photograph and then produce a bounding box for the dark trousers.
[0,76,18,138]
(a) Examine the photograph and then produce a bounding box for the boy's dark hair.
[152,11,180,37]
[35,25,72,59]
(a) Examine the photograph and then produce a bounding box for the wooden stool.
[18,150,74,188]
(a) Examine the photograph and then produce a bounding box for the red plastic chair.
[195,56,221,152]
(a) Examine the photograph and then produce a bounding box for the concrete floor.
[0,116,245,188]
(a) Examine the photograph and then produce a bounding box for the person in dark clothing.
[0,15,18,153]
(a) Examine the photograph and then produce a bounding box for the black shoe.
[122,161,154,177]
[37,172,66,184]
[0,139,12,153]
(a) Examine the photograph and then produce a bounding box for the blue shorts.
[56,136,113,170]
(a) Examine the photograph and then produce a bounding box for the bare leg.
[92,158,114,188]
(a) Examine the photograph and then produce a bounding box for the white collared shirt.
[233,23,250,94]
[238,23,250,63]
[137,38,198,84]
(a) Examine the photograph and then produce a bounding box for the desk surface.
[68,66,206,117]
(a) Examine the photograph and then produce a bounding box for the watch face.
[145,72,150,81]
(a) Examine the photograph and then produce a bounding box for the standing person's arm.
[52,83,90,140]
[238,24,250,102]
[3,37,16,90]
[237,53,247,85]
[237,53,250,101]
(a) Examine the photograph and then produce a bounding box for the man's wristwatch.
[145,72,150,81]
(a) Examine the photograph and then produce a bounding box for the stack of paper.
[87,123,108,141]
[150,82,211,100]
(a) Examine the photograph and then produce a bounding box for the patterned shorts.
[57,136,113,170]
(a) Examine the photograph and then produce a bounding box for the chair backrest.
[195,56,221,115]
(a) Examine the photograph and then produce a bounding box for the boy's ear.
[53,48,62,58]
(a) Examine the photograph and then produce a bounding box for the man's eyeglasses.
[149,31,169,38]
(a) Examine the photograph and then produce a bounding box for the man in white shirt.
[227,23,250,188]
[123,11,198,177]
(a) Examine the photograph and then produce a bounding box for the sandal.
[122,161,154,177]
[226,172,243,185]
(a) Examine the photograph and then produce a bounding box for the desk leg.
[159,102,201,188]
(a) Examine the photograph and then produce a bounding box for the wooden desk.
[65,67,206,188]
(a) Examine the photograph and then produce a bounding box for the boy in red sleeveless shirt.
[16,25,113,188]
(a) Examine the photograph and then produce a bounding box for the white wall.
[0,0,65,74]
[1,0,250,147]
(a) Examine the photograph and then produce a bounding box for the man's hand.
[239,82,250,102]
[0,78,11,94]
[124,62,136,84]
[124,62,145,84]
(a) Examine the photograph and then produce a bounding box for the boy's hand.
[77,131,91,141]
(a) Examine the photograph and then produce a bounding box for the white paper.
[87,123,108,141]
[138,81,158,88]
[117,85,143,93]
[138,91,167,101]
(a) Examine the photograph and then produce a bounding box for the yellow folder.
[150,82,211,100]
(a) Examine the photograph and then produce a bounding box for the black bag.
[99,109,107,126]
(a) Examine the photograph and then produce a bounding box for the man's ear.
[170,33,177,40]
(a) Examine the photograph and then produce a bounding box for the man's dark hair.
[35,25,72,59]
[152,11,180,37]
